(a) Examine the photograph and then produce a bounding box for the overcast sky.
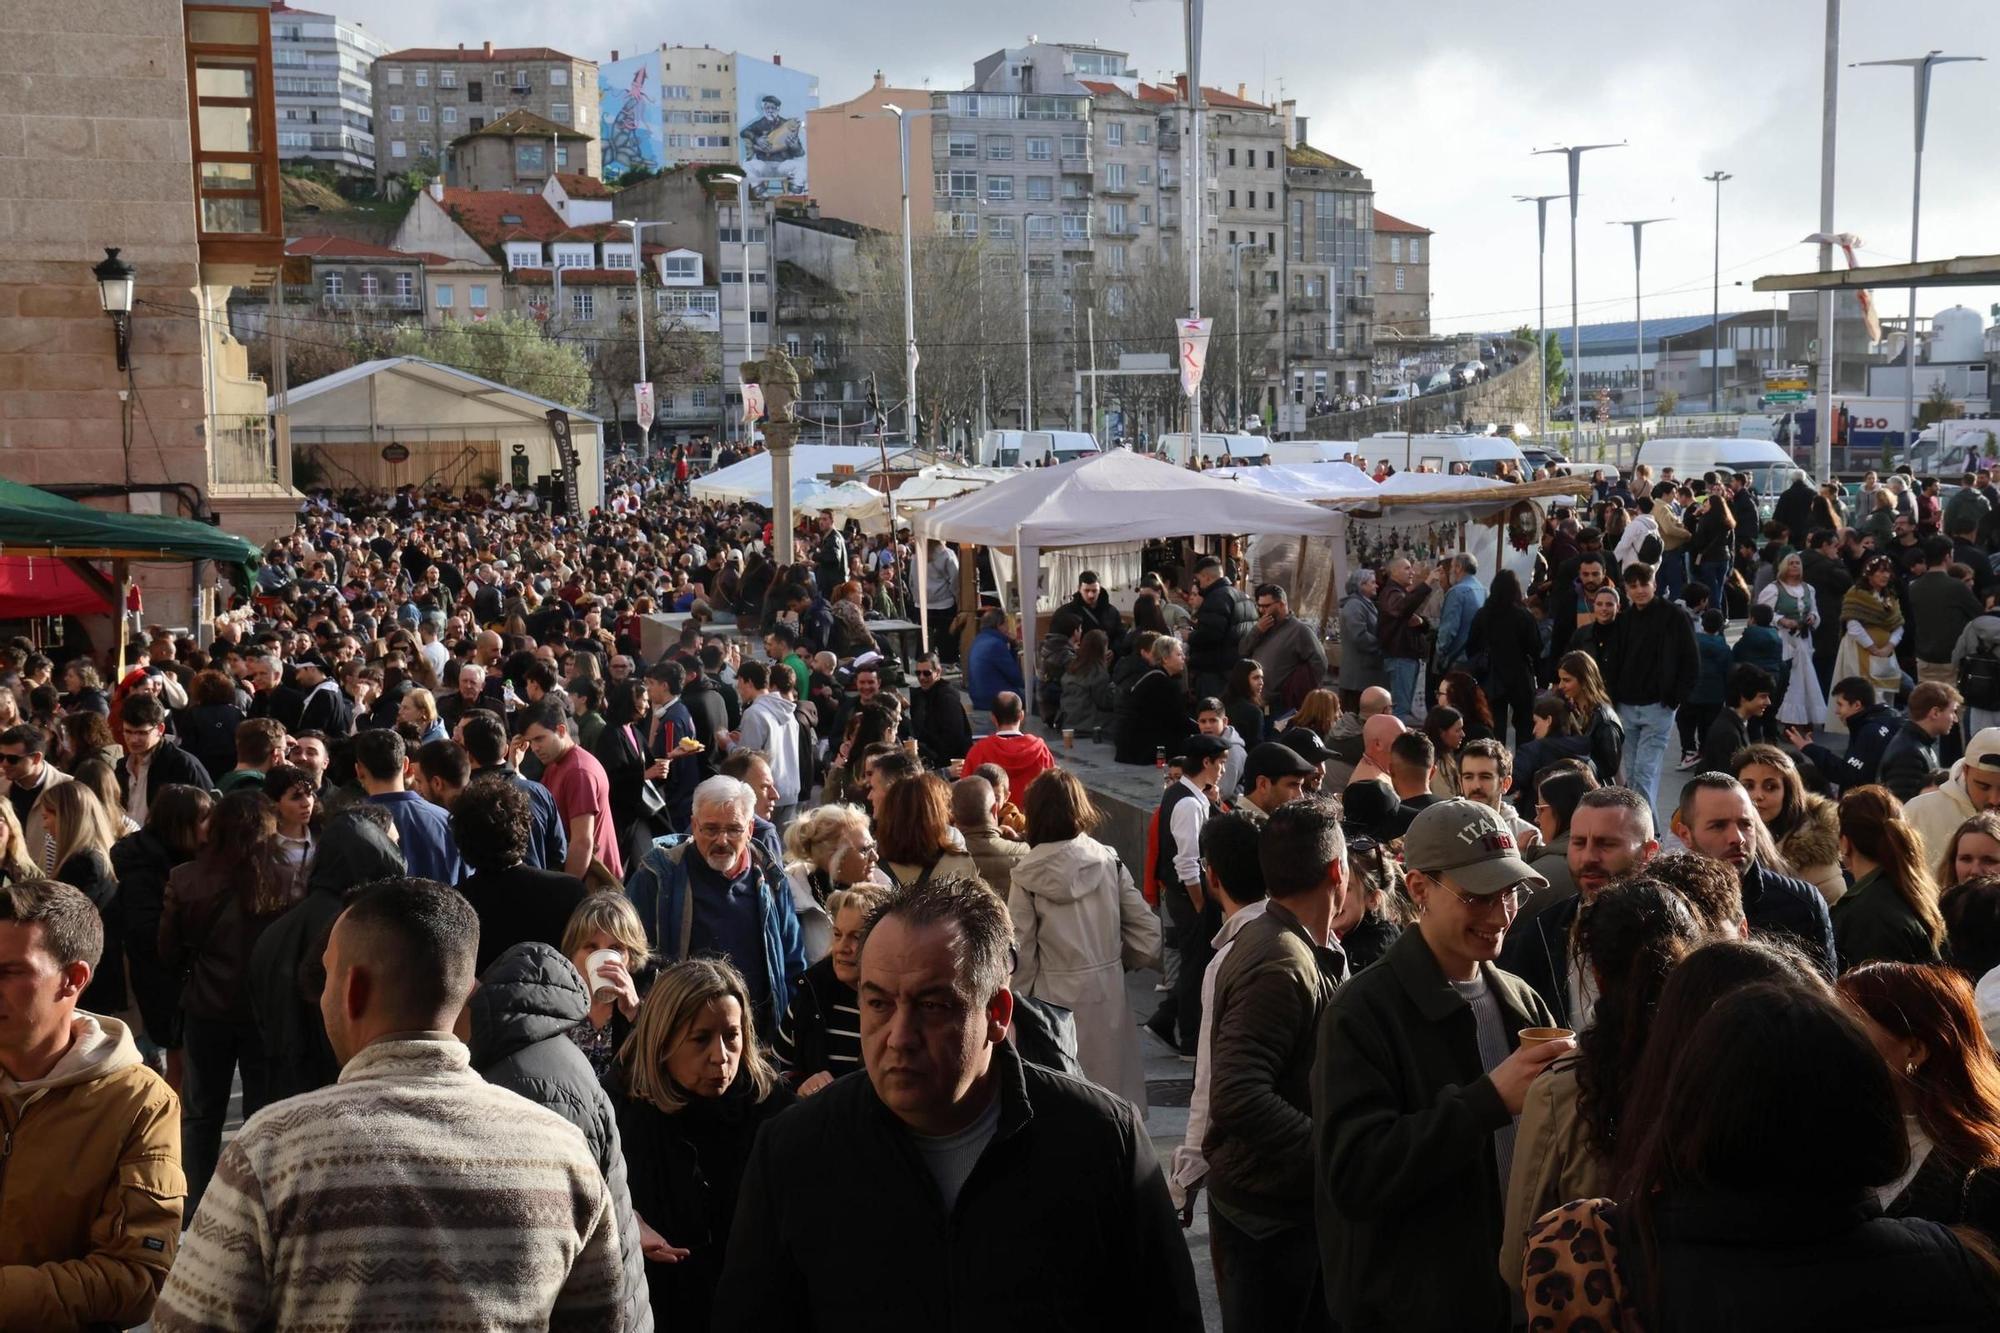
[337,0,2000,339]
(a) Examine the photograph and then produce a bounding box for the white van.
[1632,438,1803,496]
[973,429,1100,469]
[1156,432,1272,468]
[1897,420,2000,476]
[1267,440,1360,466]
[1356,432,1530,479]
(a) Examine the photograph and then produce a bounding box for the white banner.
[634,382,655,431]
[742,381,766,423]
[1177,317,1213,396]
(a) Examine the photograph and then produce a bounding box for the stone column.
[744,348,810,565]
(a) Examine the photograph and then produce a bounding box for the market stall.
[689,445,917,507]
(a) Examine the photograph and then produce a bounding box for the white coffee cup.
[583,948,623,1002]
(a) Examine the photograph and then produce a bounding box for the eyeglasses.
[1437,882,1531,913]
[695,823,748,838]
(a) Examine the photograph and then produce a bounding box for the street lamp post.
[1229,240,1252,430]
[1020,213,1057,430]
[615,217,664,459]
[880,104,935,446]
[1856,50,1984,454]
[1703,172,1731,414]
[1514,195,1563,441]
[1533,142,1625,434]
[1609,218,1669,458]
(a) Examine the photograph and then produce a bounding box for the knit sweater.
[152,1034,624,1333]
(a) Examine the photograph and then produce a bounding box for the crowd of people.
[6,452,2000,1330]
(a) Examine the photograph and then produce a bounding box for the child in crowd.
[1681,607,1734,770]
[1732,604,1788,741]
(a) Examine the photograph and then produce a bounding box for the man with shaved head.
[1350,713,1407,789]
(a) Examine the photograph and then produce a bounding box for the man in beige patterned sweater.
[153,877,625,1333]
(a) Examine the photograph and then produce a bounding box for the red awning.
[0,557,114,619]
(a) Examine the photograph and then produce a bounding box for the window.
[1061,212,1088,241]
[514,71,530,89]
[1410,238,1421,263]
[555,246,592,269]
[663,254,699,281]
[1104,162,1124,190]
[1060,133,1086,159]
[416,140,430,158]
[508,243,541,268]
[691,387,708,408]
[441,106,456,124]
[1106,203,1126,232]
[1026,176,1053,201]
[701,87,722,100]
[1105,121,1123,146]
[750,309,768,324]
[435,283,454,308]
[551,103,568,123]
[1266,191,1274,210]
[413,68,427,87]
[395,272,414,301]
[1061,177,1086,200]
[467,80,482,102]
[1137,123,1150,144]
[1027,214,1056,240]
[1394,266,1405,291]
[516,143,545,174]
[785,334,801,356]
[1026,136,1052,161]
[1108,244,1126,273]
[440,68,456,88]
[321,271,342,297]
[388,104,404,122]
[986,175,1013,201]
[415,104,429,122]
[811,333,826,359]
[1227,147,1236,166]
[986,137,1012,160]
[606,249,635,270]
[1227,190,1236,209]
[390,138,406,157]
[1139,204,1151,224]
[1266,150,1275,169]
[186,7,279,237]
[936,169,977,198]
[1138,164,1152,185]
[1106,286,1125,315]
[941,212,978,238]
[385,66,402,85]
[359,272,379,297]
[469,116,484,131]
[988,216,1015,240]
[661,84,691,99]
[571,288,594,320]
[1390,237,1401,262]
[948,133,977,158]
[549,67,568,86]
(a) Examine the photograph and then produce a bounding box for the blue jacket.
[367,790,463,884]
[1690,632,1734,706]
[624,834,807,1037]
[1435,578,1487,669]
[967,626,1026,711]
[1731,624,1787,678]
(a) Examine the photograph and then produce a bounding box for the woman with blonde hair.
[1291,688,1341,740]
[615,956,796,1333]
[1733,743,1844,906]
[781,803,886,963]
[1556,650,1624,783]
[776,883,887,1096]
[1835,785,1945,969]
[71,755,138,837]
[1756,551,1825,727]
[1936,811,2000,896]
[396,685,446,744]
[561,891,654,1081]
[39,781,124,1014]
[0,800,38,885]
[1009,769,1162,1111]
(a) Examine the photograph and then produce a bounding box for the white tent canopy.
[689,444,914,507]
[1211,461,1379,503]
[911,448,1345,666]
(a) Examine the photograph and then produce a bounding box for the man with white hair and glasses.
[623,774,807,1036]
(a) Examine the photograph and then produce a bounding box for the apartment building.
[1284,143,1377,407]
[773,212,877,437]
[371,42,599,189]
[1373,209,1432,339]
[270,1,385,179]
[445,108,593,192]
[806,72,937,237]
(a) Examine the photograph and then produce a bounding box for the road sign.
[1765,391,1807,404]
[634,382,655,432]
[1765,378,1809,393]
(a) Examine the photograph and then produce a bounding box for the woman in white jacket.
[1007,769,1162,1111]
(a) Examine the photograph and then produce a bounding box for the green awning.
[0,479,261,568]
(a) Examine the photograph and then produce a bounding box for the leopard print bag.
[1521,1198,1641,1332]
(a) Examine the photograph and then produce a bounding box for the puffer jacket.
[1777,793,1846,906]
[0,1013,184,1330]
[469,943,653,1333]
[1338,575,1387,691]
[1189,577,1257,677]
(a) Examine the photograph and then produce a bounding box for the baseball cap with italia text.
[1403,799,1549,898]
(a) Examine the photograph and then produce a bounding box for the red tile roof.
[379,46,590,64]
[554,172,613,199]
[286,235,424,262]
[436,188,660,261]
[1373,208,1431,235]
[1077,79,1121,98]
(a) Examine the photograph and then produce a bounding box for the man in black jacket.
[1671,772,1837,975]
[1188,554,1256,700]
[114,693,214,826]
[908,654,972,769]
[1793,677,1902,793]
[1062,570,1125,641]
[1205,799,1347,1332]
[1801,529,1853,687]
[711,875,1202,1332]
[1314,799,1564,1332]
[812,513,847,596]
[451,780,589,974]
[1608,563,1698,818]
[1877,680,1961,803]
[1772,475,1816,545]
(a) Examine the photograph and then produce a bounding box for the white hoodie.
[738,691,801,805]
[0,1011,141,1116]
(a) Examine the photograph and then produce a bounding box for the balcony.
[1099,223,1139,239]
[1059,151,1093,174]
[1347,294,1376,315]
[210,414,278,486]
[1099,180,1138,198]
[315,293,422,311]
[658,402,722,422]
[1287,292,1329,314]
[1060,230,1092,251]
[1158,174,1180,191]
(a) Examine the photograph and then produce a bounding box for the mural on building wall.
[600,51,665,181]
[735,56,816,198]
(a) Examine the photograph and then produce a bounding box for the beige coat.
[1500,1058,1608,1294]
[1008,834,1161,1111]
[1778,793,1847,907]
[1,764,71,872]
[959,821,1028,899]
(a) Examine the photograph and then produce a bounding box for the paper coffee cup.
[584,948,623,1001]
[1518,1026,1575,1047]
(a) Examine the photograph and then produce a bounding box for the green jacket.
[1313,927,1553,1333]
[1831,867,1940,971]
[1204,899,1346,1226]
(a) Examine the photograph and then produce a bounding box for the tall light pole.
[1183,0,1206,436]
[1856,50,1984,453]
[1702,172,1731,414]
[1022,214,1051,429]
[1814,1,1839,478]
[1515,193,1564,442]
[1533,142,1625,433]
[880,104,936,445]
[716,171,782,543]
[1609,218,1670,454]
[1229,239,1252,429]
[616,217,667,459]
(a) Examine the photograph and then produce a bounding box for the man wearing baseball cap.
[1145,734,1229,1057]
[1313,799,1565,1332]
[1235,742,1318,825]
[1906,726,2000,872]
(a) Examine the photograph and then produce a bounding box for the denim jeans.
[1386,657,1421,721]
[1622,701,1679,812]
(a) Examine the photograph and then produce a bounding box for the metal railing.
[210,415,277,486]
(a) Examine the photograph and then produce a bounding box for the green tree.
[1542,330,1568,410]
[386,311,593,410]
[1917,381,1963,429]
